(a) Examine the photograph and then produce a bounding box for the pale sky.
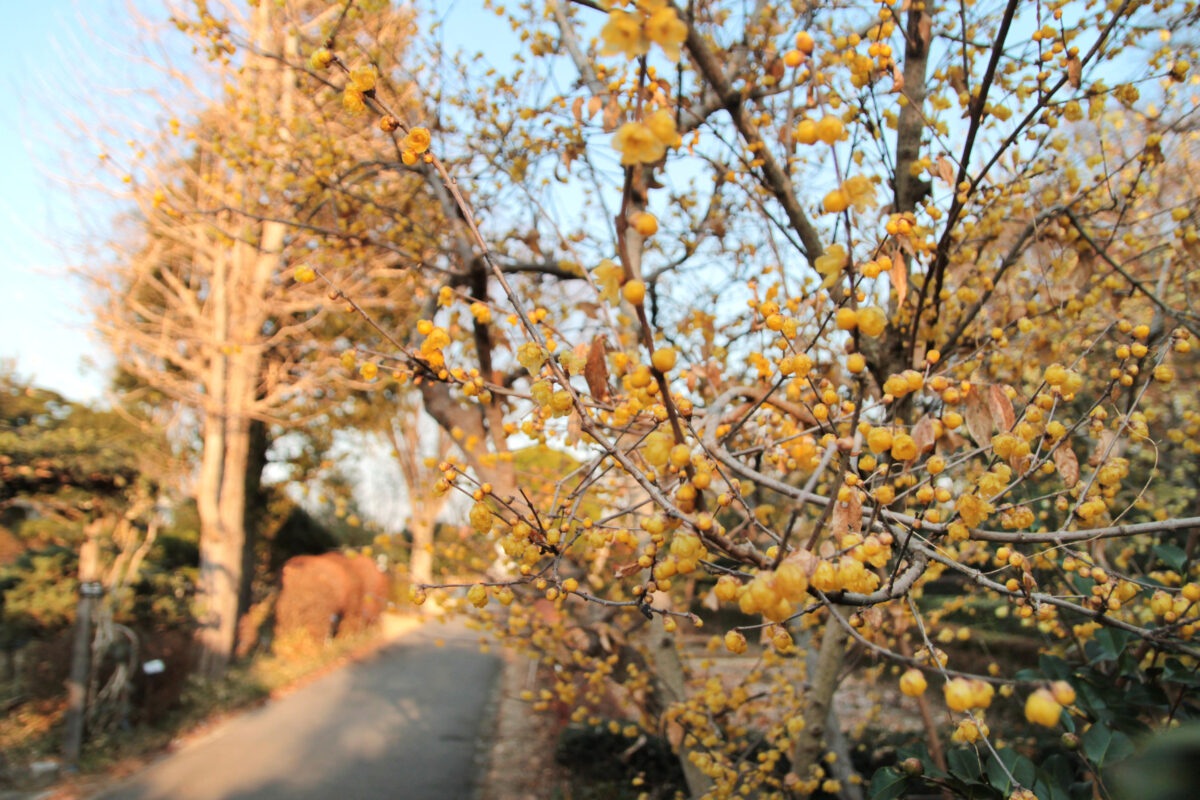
[0,2,115,402]
[0,0,520,406]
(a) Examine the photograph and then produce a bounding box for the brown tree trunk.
[409,513,435,586]
[63,522,102,767]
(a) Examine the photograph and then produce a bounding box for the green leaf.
[986,748,1037,793]
[1085,628,1130,664]
[1082,724,1135,767]
[868,767,909,800]
[948,747,982,781]
[1163,658,1200,687]
[1155,544,1187,573]
[1038,654,1072,680]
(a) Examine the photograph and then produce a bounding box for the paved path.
[96,620,500,800]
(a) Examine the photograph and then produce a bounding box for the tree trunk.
[789,614,855,797]
[63,522,102,767]
[409,513,435,586]
[643,604,715,799]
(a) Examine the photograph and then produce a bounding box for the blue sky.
[0,2,115,402]
[0,0,518,406]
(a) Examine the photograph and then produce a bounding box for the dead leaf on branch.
[585,337,610,402]
[889,253,909,307]
[912,415,937,454]
[988,384,1016,432]
[963,386,994,448]
[935,155,957,187]
[602,95,622,132]
[1053,445,1079,488]
[613,561,644,578]
[831,488,863,536]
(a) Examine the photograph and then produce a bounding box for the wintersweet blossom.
[600,10,648,59]
[644,7,688,61]
[613,122,666,165]
[645,109,681,147]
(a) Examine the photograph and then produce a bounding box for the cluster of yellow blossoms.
[599,0,688,61]
[612,109,681,165]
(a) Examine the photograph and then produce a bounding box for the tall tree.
[90,0,429,675]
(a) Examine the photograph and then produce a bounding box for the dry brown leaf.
[890,255,908,307]
[666,719,685,749]
[614,561,643,578]
[891,63,904,93]
[936,429,970,454]
[831,489,863,536]
[1067,55,1082,89]
[587,94,602,120]
[912,415,937,454]
[1089,429,1116,466]
[1053,445,1079,488]
[602,95,622,132]
[935,155,957,187]
[572,96,585,125]
[861,606,884,629]
[585,337,610,402]
[963,386,994,448]
[988,384,1016,432]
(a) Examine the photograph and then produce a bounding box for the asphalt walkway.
[95,619,499,800]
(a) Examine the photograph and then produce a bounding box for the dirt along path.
[93,618,500,800]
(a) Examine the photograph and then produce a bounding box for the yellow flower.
[1024,689,1062,727]
[613,122,666,165]
[309,48,333,70]
[349,65,377,92]
[600,10,648,59]
[856,306,887,337]
[644,7,688,61]
[814,244,847,288]
[404,127,432,154]
[956,493,994,528]
[943,678,974,712]
[343,89,367,115]
[899,669,927,697]
[645,109,681,147]
[591,259,622,304]
[841,175,877,212]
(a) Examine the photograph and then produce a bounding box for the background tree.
[88,0,432,675]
